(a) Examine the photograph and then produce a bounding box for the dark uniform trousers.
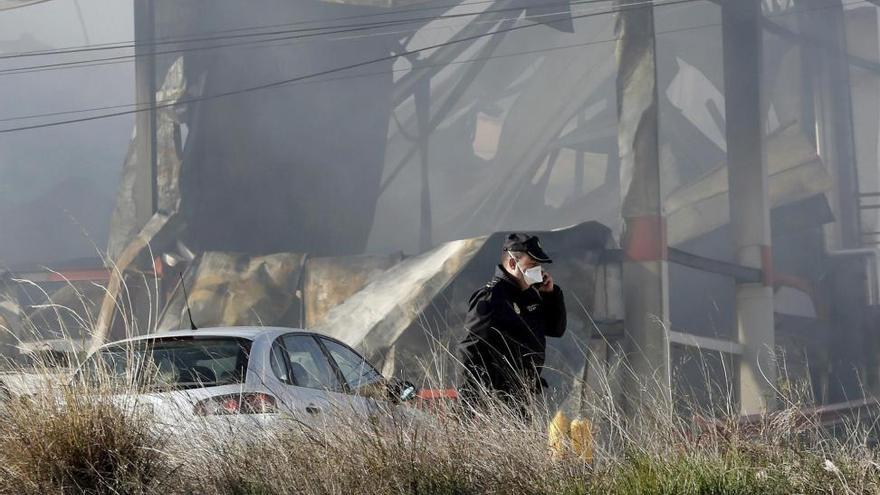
[457,265,566,414]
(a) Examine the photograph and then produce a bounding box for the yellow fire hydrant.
[548,410,593,463]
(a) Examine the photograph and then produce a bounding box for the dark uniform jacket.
[458,265,567,393]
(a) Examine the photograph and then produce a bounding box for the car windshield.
[78,337,251,391]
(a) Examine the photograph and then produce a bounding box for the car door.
[318,337,386,417]
[264,334,342,424]
[279,333,375,421]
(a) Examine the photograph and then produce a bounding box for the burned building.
[2,0,880,416]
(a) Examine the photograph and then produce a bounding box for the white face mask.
[509,253,544,286]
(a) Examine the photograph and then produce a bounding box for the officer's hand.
[538,271,554,292]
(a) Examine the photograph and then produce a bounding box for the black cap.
[503,233,552,263]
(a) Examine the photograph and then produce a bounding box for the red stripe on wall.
[623,215,668,262]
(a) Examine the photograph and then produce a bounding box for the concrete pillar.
[615,0,671,410]
[133,0,157,227]
[721,0,777,414]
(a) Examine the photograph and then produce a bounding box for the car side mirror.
[387,378,418,403]
[399,382,416,402]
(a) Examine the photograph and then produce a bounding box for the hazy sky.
[0,0,130,46]
[0,0,134,265]
[0,0,133,200]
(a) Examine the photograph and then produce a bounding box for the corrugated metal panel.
[304,254,403,329]
[157,251,307,331]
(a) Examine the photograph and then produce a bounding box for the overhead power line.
[0,0,696,134]
[2,0,869,132]
[0,0,608,76]
[0,0,499,57]
[0,0,644,80]
[4,20,720,124]
[0,0,610,60]
[3,0,869,78]
[2,22,690,124]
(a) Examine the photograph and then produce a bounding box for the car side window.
[281,334,341,391]
[269,339,290,384]
[321,338,382,392]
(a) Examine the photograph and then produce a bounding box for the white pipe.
[826,248,879,256]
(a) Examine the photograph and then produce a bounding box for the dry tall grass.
[0,381,168,494]
[1,271,879,494]
[0,361,879,495]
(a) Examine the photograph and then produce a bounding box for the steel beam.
[390,0,518,106]
[379,19,512,195]
[133,0,157,228]
[668,248,763,284]
[668,331,744,356]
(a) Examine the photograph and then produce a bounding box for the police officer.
[458,233,567,412]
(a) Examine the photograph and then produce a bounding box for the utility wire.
[0,0,608,76]
[0,0,697,134]
[0,0,644,78]
[0,1,660,122]
[0,22,678,123]
[0,0,493,57]
[1,0,866,131]
[0,0,613,61]
[0,0,600,59]
[3,0,868,78]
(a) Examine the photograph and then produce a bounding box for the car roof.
[101,326,316,347]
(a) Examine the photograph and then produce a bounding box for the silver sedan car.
[76,327,417,430]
